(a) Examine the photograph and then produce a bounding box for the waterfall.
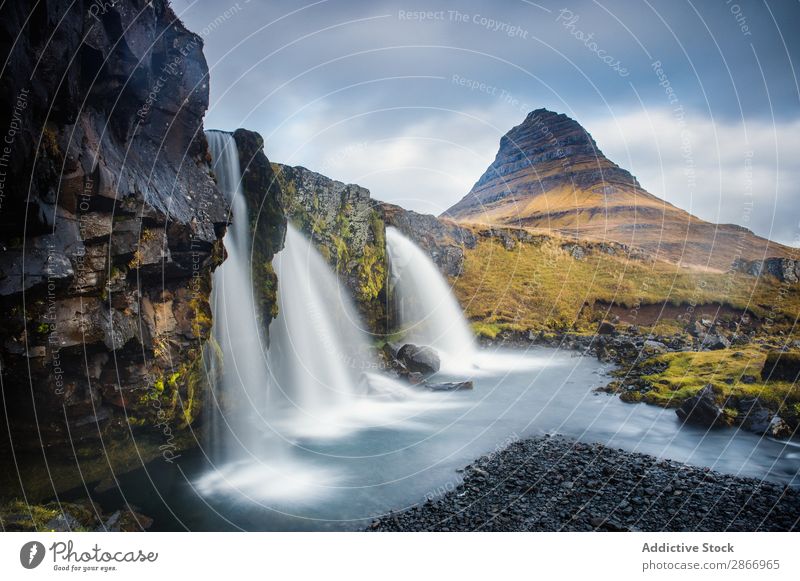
[205,130,273,458]
[200,132,435,503]
[386,227,476,369]
[267,223,369,435]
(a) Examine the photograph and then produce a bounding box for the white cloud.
[586,109,800,247]
[264,104,800,246]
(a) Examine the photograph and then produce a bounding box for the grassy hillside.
[453,232,800,336]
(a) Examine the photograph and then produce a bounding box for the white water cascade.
[386,227,476,369]
[267,223,370,436]
[199,134,444,502]
[205,130,273,458]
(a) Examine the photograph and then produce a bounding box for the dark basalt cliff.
[0,1,229,499]
[273,163,387,333]
[444,109,795,270]
[231,129,287,326]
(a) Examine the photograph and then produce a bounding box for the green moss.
[636,348,800,412]
[472,322,502,339]
[455,236,800,333]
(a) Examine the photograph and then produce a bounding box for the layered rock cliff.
[444,109,796,271]
[231,129,287,326]
[273,163,387,332]
[0,0,228,499]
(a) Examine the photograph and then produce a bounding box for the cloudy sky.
[172,0,799,246]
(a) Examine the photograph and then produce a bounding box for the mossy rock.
[762,351,800,382]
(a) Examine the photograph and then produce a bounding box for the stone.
[642,340,668,355]
[423,380,474,392]
[398,344,441,375]
[701,333,731,351]
[676,385,726,428]
[597,321,616,335]
[761,351,800,382]
[737,398,773,434]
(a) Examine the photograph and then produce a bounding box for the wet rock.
[397,344,441,375]
[676,385,727,427]
[423,380,473,392]
[737,398,773,434]
[367,435,800,532]
[769,417,793,439]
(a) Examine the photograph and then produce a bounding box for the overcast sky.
[172,0,800,246]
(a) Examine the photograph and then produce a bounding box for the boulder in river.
[737,397,773,434]
[423,380,473,392]
[676,385,728,428]
[397,344,441,375]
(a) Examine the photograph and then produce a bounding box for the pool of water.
[104,347,800,531]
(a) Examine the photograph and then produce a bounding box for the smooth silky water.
[101,134,798,530]
[103,346,799,530]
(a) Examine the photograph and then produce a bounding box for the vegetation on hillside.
[454,236,800,335]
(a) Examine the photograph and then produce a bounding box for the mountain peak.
[443,109,792,270]
[448,109,640,219]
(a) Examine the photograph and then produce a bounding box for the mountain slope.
[443,109,795,270]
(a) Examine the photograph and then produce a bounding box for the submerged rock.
[397,344,441,375]
[423,380,474,392]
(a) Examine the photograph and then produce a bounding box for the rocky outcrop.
[443,109,795,270]
[273,164,387,331]
[676,386,729,428]
[381,203,476,277]
[0,1,228,499]
[734,257,800,283]
[397,344,441,375]
[761,351,800,382]
[231,129,287,325]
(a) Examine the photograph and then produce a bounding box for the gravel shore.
[368,435,799,531]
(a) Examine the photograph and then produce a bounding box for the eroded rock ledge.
[0,0,229,500]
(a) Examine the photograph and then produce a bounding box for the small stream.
[101,346,800,531]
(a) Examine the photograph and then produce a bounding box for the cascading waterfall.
[205,130,273,458]
[199,133,439,502]
[386,227,476,368]
[267,223,369,435]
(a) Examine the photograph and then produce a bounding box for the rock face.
[231,129,287,325]
[0,1,230,498]
[381,203,476,277]
[273,164,387,331]
[734,257,800,282]
[443,109,795,270]
[397,344,441,375]
[761,351,800,382]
